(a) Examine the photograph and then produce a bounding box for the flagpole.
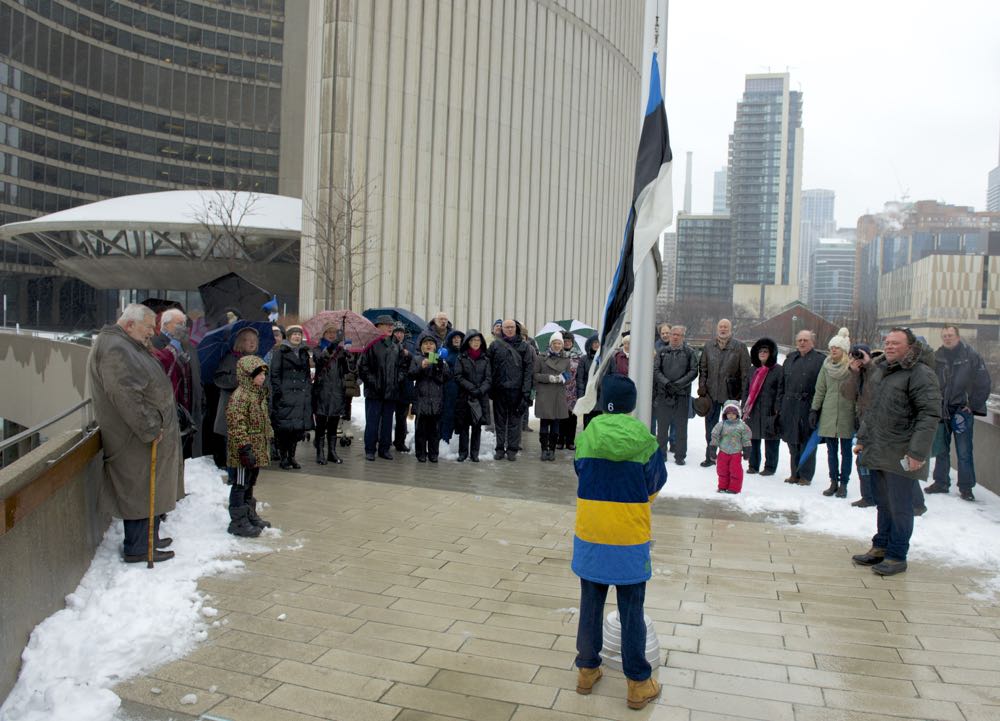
[631,0,669,428]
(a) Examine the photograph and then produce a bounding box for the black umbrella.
[141,298,184,314]
[198,273,271,329]
[197,320,275,381]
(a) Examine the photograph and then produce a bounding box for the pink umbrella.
[303,310,383,352]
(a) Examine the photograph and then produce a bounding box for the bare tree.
[301,179,379,310]
[192,188,262,259]
[849,299,880,345]
[660,296,734,339]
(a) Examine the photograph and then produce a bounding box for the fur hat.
[600,374,636,414]
[828,327,851,353]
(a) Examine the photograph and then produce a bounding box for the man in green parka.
[851,328,941,576]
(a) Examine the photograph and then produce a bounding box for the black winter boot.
[470,433,480,463]
[228,506,262,537]
[245,496,271,528]
[315,429,327,465]
[287,441,301,469]
[457,430,469,462]
[327,433,343,464]
[835,483,847,498]
[278,444,292,470]
[823,479,839,496]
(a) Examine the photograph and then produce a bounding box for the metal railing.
[0,399,94,457]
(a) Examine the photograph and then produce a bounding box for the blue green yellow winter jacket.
[572,413,667,585]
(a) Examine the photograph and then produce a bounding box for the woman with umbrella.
[312,323,348,464]
[270,325,314,469]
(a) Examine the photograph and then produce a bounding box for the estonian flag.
[576,53,673,416]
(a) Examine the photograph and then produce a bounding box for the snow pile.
[0,457,264,721]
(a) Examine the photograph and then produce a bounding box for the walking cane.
[147,439,159,569]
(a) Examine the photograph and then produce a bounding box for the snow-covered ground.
[4,394,999,721]
[0,458,282,721]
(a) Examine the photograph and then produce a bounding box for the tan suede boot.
[626,677,661,709]
[575,666,603,694]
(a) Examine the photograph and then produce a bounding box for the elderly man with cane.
[88,303,183,564]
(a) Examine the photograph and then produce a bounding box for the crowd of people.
[86,302,991,577]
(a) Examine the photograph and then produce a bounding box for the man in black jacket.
[653,325,697,464]
[697,319,751,466]
[778,330,825,485]
[926,326,992,501]
[487,319,534,461]
[359,315,405,461]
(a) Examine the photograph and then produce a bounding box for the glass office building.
[0,0,296,329]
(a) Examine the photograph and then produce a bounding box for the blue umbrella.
[798,429,822,465]
[362,307,426,336]
[197,320,275,380]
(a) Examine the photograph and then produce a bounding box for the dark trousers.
[314,414,340,448]
[540,418,560,436]
[857,464,874,502]
[458,424,482,458]
[703,401,723,460]
[576,579,651,681]
[414,413,441,460]
[932,414,976,491]
[364,398,395,454]
[787,441,816,481]
[824,437,853,485]
[493,397,522,452]
[748,438,779,473]
[228,466,260,508]
[559,415,577,446]
[394,401,410,449]
[275,429,300,459]
[123,516,163,557]
[655,399,688,460]
[870,469,915,561]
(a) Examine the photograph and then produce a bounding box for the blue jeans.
[870,469,915,561]
[824,437,853,485]
[932,414,976,491]
[857,464,874,502]
[576,578,651,681]
[364,398,395,454]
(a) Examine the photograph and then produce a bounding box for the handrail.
[0,399,93,455]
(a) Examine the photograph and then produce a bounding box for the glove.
[439,347,449,360]
[742,448,750,460]
[238,444,257,468]
[549,375,565,384]
[808,409,818,430]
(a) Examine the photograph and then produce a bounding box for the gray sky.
[663,0,1000,228]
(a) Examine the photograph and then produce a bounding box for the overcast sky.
[662,0,1000,228]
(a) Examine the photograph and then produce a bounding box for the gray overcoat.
[88,324,184,520]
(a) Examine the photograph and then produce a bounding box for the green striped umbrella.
[534,320,597,354]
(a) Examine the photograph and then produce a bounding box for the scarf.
[825,356,851,382]
[742,364,772,420]
[467,347,482,360]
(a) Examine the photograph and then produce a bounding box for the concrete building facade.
[727,73,804,319]
[857,200,1000,342]
[298,0,644,332]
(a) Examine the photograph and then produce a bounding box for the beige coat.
[88,324,183,520]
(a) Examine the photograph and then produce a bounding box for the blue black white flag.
[576,53,673,416]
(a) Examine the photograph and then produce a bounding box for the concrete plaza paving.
[115,444,1000,721]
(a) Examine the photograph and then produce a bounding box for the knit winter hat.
[828,327,851,353]
[600,374,636,414]
[285,324,304,336]
[850,343,871,357]
[722,400,741,417]
[549,332,563,348]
